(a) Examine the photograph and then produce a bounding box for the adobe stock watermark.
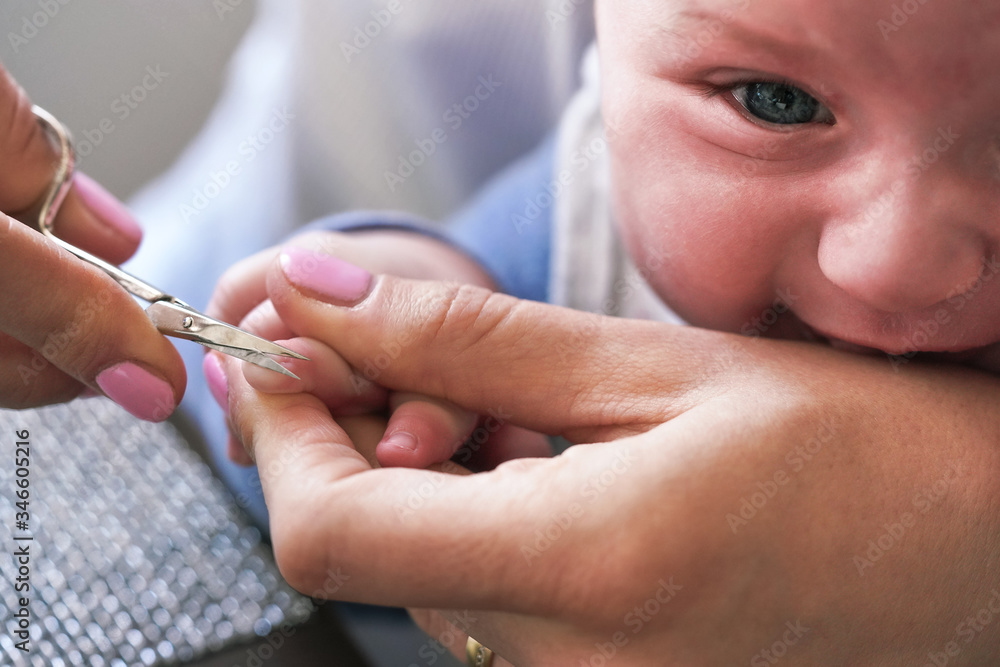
[851,126,959,245]
[73,65,170,166]
[726,416,838,535]
[740,289,800,338]
[749,620,810,666]
[702,288,803,379]
[510,120,623,237]
[339,0,414,63]
[921,589,1000,667]
[405,610,478,667]
[852,460,962,576]
[888,255,1000,371]
[521,449,637,565]
[178,107,295,223]
[213,0,249,21]
[579,578,683,667]
[395,409,512,522]
[7,0,73,54]
[877,0,933,40]
[231,419,322,510]
[546,0,588,31]
[384,74,503,193]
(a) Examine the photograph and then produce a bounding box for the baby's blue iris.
[740,82,821,124]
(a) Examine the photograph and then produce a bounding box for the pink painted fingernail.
[279,247,372,304]
[74,172,143,244]
[203,354,229,415]
[382,432,418,451]
[96,362,176,423]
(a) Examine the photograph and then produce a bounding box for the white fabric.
[550,45,687,325]
[130,0,596,297]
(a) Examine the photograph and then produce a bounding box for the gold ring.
[466,636,495,667]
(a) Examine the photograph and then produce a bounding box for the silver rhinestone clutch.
[0,399,313,666]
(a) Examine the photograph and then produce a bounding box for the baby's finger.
[377,393,479,469]
[457,424,554,472]
[206,248,276,326]
[240,338,387,414]
[227,433,254,467]
[238,299,295,342]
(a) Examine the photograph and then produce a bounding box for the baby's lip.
[797,320,990,358]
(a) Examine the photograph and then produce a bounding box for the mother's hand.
[0,65,184,419]
[222,254,1000,665]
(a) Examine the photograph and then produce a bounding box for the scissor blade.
[199,342,301,380]
[145,301,308,378]
[198,323,309,360]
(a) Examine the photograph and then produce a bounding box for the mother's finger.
[267,250,738,443]
[0,68,141,263]
[408,609,518,667]
[0,332,83,407]
[223,354,650,613]
[0,214,185,419]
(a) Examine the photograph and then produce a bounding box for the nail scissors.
[31,105,307,378]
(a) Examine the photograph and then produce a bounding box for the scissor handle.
[32,105,174,304]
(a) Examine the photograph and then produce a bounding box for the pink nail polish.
[279,247,372,304]
[203,354,229,415]
[74,172,143,244]
[96,362,176,423]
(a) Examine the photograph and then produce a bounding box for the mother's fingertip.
[278,246,372,305]
[96,361,177,423]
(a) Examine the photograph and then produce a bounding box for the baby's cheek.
[609,140,792,331]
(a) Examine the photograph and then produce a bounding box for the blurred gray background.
[1,0,255,200]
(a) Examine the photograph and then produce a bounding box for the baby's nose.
[817,166,995,314]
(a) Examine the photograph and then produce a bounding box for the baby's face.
[598,0,1000,361]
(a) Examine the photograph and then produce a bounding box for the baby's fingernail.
[203,354,229,415]
[96,362,175,423]
[74,172,143,244]
[279,247,372,304]
[381,432,418,451]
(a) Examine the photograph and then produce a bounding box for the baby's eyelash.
[695,76,800,98]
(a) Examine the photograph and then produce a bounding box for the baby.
[207,0,1000,467]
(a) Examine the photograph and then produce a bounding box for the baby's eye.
[732,82,834,125]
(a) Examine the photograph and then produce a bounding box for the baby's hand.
[206,229,550,469]
[233,333,550,469]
